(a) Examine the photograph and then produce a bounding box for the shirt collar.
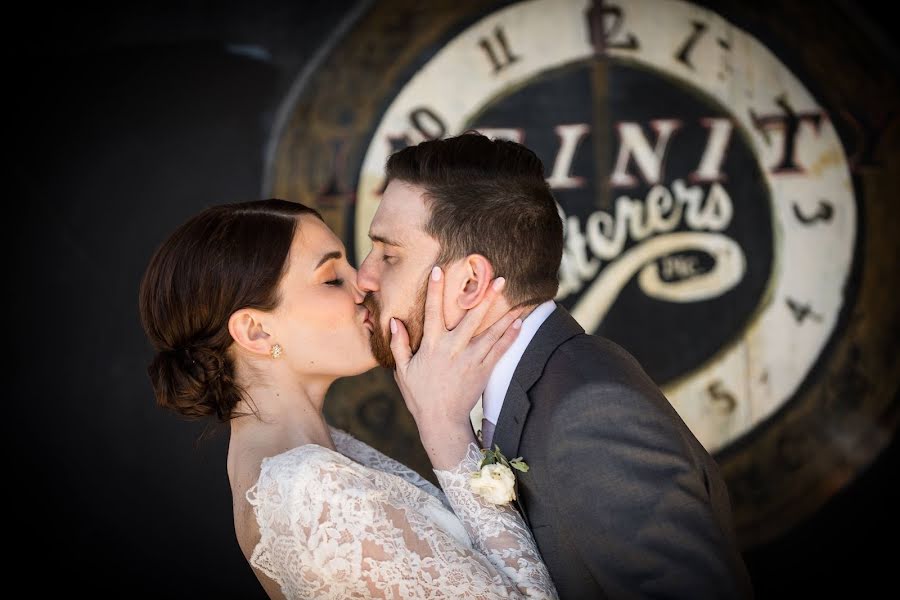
[482,300,557,423]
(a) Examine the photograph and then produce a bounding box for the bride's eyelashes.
[326,278,345,286]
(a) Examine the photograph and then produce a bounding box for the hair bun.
[148,345,238,421]
[181,346,224,380]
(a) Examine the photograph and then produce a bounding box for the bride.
[139,199,558,599]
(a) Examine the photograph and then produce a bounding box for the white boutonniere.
[469,445,529,505]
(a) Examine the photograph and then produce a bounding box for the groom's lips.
[362,308,374,331]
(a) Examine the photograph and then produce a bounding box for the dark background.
[11,1,897,596]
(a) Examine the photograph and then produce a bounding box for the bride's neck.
[230,370,335,449]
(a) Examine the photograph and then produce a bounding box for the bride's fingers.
[389,317,413,371]
[451,276,506,347]
[422,266,447,346]
[473,307,525,361]
[480,313,523,368]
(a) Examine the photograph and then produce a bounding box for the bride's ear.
[457,254,495,310]
[228,309,273,356]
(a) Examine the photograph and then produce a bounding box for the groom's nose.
[357,254,380,294]
[347,267,366,304]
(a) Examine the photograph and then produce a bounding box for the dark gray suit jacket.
[491,306,753,600]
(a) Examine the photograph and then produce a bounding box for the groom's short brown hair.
[384,131,563,305]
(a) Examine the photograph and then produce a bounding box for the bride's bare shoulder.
[229,445,290,599]
[228,445,268,552]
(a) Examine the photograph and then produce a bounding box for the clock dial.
[267,0,899,547]
[356,0,855,454]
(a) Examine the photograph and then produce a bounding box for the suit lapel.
[488,377,531,526]
[490,307,584,527]
[491,306,584,459]
[490,379,530,457]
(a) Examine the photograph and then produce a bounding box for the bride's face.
[269,216,377,378]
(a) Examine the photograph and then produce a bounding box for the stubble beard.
[363,276,428,369]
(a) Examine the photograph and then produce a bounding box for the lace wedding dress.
[246,427,558,599]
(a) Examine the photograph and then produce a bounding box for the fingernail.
[390,318,397,334]
[431,266,442,281]
[493,277,506,291]
[513,318,522,330]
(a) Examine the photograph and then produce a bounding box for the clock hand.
[587,0,611,211]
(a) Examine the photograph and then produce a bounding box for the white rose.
[470,463,517,505]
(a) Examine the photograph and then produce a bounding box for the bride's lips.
[362,308,374,332]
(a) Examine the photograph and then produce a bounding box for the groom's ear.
[456,254,495,310]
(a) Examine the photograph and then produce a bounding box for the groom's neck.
[472,301,539,337]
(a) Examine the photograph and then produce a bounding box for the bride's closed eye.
[326,278,345,286]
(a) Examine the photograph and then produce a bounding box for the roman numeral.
[478,26,520,74]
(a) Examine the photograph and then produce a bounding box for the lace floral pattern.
[246,432,558,599]
[434,444,558,598]
[330,427,451,512]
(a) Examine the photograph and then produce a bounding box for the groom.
[358,132,753,599]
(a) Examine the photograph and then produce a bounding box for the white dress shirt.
[470,300,557,444]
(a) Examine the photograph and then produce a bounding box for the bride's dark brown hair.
[139,199,322,422]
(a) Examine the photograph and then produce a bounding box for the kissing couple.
[140,132,752,599]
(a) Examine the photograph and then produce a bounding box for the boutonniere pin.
[469,445,529,505]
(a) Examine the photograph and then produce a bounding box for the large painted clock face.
[354,0,857,454]
[266,0,899,547]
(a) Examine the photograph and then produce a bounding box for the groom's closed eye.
[369,233,403,266]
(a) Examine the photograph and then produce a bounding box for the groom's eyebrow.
[369,233,403,247]
[314,250,343,270]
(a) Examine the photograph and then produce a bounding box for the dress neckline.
[255,425,405,477]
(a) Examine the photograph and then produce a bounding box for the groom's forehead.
[371,181,431,240]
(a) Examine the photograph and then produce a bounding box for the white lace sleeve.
[247,445,558,599]
[434,444,558,599]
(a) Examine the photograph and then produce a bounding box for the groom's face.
[358,180,441,368]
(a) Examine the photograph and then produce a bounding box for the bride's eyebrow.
[314,250,343,270]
